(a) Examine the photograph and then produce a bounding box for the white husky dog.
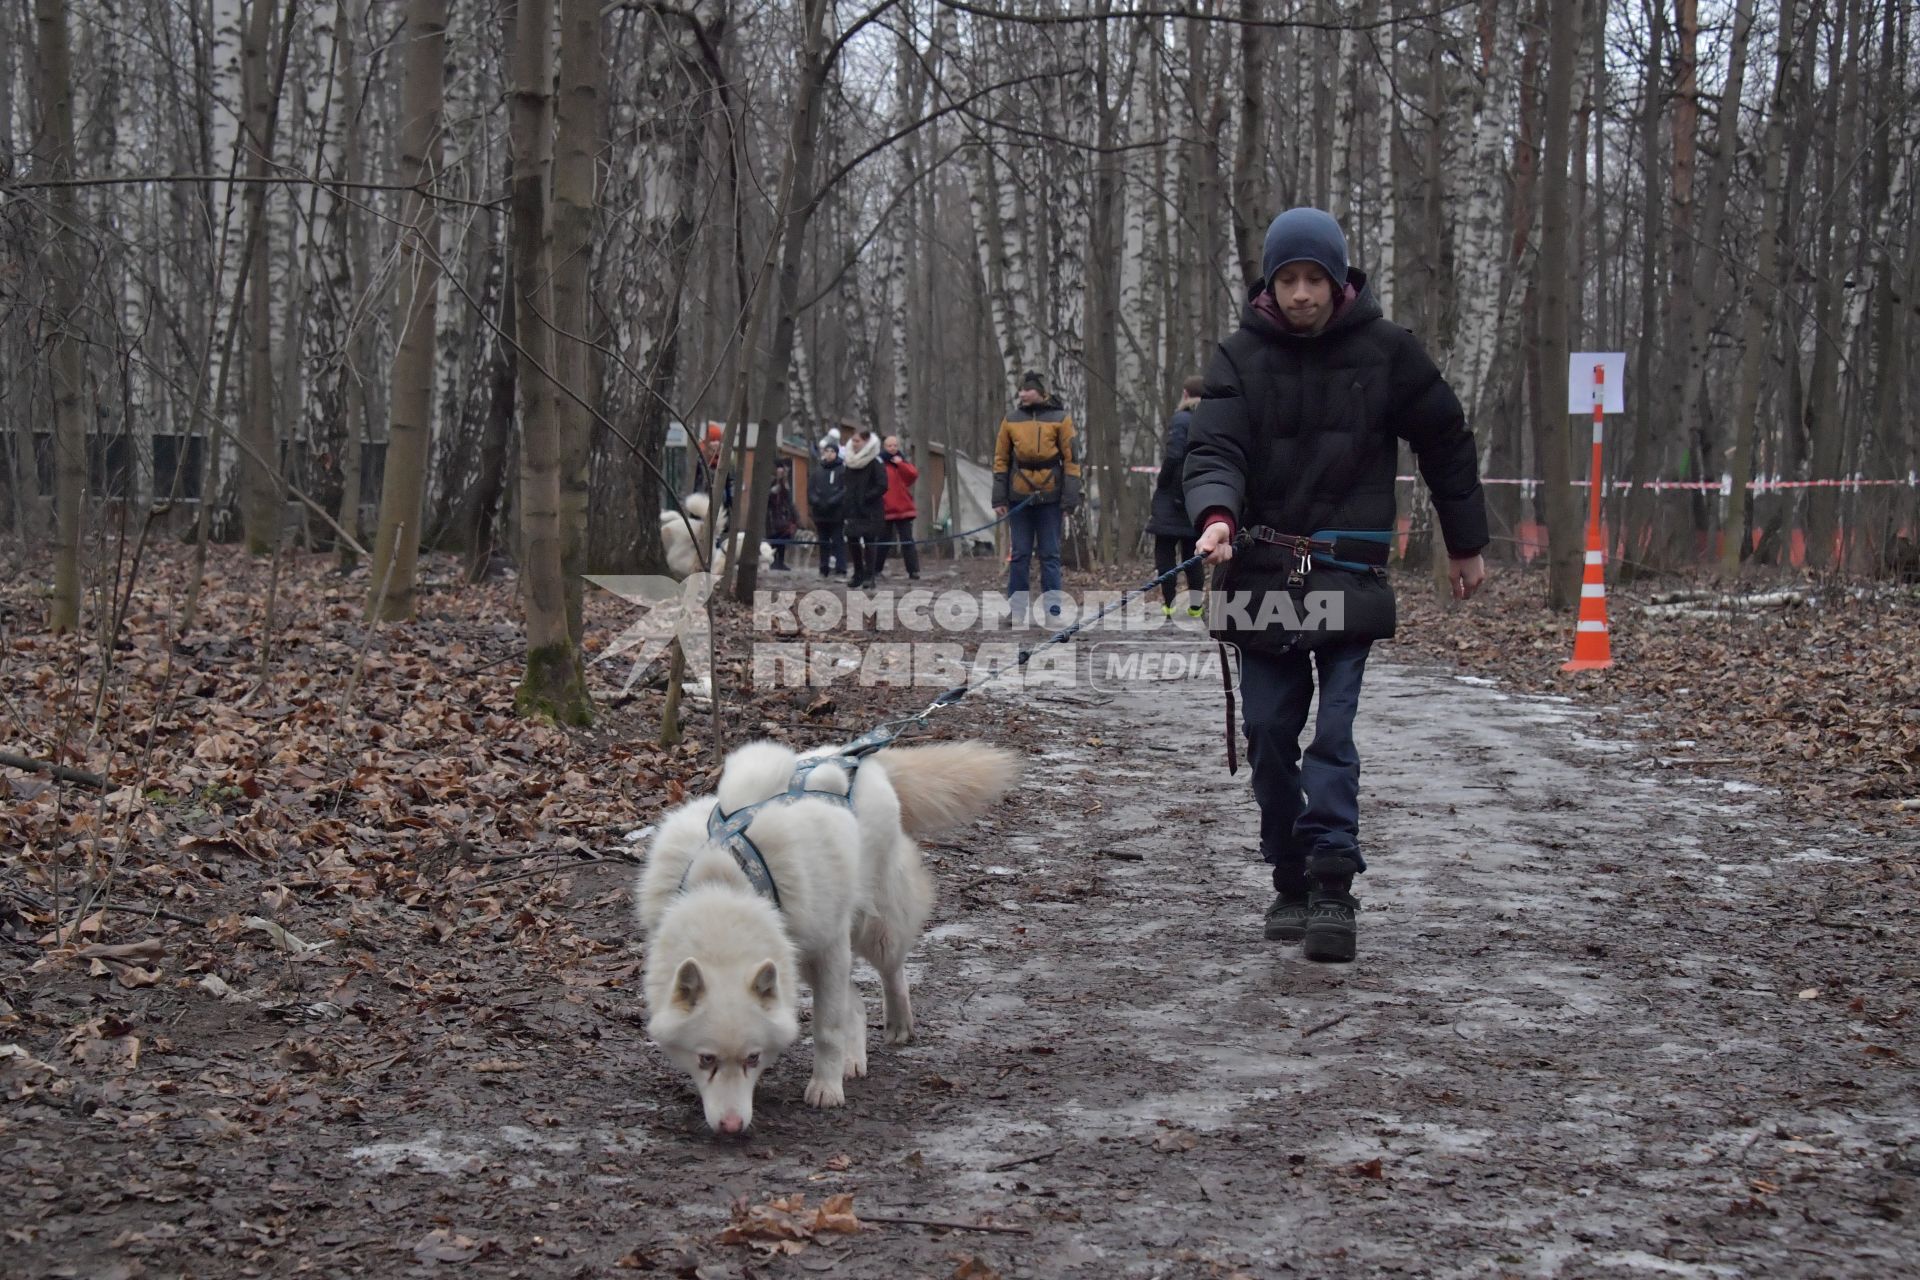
[636,738,1015,1133]
[660,493,772,581]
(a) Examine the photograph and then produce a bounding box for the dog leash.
[762,495,1035,551]
[685,546,1221,908]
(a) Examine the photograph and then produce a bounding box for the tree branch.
[928,0,1476,30]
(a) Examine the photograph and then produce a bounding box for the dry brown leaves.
[717,1192,863,1256]
[1396,569,1920,816]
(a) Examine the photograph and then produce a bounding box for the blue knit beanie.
[1260,208,1349,290]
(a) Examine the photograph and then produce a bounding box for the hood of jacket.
[1245,268,1377,342]
[1010,393,1065,418]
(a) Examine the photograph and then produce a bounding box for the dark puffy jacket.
[1146,405,1196,537]
[808,458,846,522]
[1183,271,1486,641]
[842,437,889,538]
[768,483,798,538]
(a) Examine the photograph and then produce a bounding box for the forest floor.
[2,545,1917,1278]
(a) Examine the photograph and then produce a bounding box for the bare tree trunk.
[1722,0,1797,578]
[1085,7,1134,563]
[1533,0,1585,610]
[1804,0,1865,570]
[461,230,516,579]
[1677,0,1753,469]
[553,0,601,641]
[1373,0,1398,319]
[1444,0,1515,426]
[34,0,86,632]
[1621,0,1665,571]
[729,0,831,606]
[508,0,589,724]
[366,0,448,621]
[333,0,370,572]
[239,0,280,554]
[1229,0,1267,288]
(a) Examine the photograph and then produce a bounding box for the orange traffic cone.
[1563,362,1613,671]
[1561,536,1612,670]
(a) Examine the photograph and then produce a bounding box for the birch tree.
[366,0,449,621]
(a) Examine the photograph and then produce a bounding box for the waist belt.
[1241,527,1392,582]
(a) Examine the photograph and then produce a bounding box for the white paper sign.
[1568,352,1627,414]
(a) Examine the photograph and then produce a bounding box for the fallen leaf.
[951,1255,1003,1280]
[822,1153,852,1172]
[1351,1157,1385,1180]
[63,1017,141,1070]
[37,910,105,947]
[0,1044,59,1073]
[469,1059,525,1073]
[1797,988,1819,1000]
[411,1228,480,1264]
[718,1192,862,1249]
[1151,1128,1198,1153]
[113,965,163,990]
[243,916,331,956]
[196,974,245,1002]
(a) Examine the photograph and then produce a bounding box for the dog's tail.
[873,742,1018,837]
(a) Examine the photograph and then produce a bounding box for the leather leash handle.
[1220,641,1238,775]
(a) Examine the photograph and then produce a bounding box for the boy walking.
[1186,207,1488,963]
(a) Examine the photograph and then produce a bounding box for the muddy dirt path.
[7,633,1917,1278]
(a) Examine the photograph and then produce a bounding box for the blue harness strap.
[682,728,902,910]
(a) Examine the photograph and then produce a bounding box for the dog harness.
[680,726,898,910]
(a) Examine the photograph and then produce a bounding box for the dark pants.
[848,529,877,582]
[1154,535,1204,605]
[1238,639,1373,895]
[871,518,920,578]
[771,533,792,570]
[1006,501,1063,606]
[814,521,845,575]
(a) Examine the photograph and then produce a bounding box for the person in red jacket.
[871,435,921,581]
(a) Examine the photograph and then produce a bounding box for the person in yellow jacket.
[991,369,1081,618]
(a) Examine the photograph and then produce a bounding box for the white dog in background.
[636,739,1016,1133]
[660,493,772,581]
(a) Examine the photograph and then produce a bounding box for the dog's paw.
[884,1020,914,1047]
[804,1077,847,1108]
[843,1049,869,1080]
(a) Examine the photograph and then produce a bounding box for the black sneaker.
[1302,892,1358,963]
[1263,894,1309,942]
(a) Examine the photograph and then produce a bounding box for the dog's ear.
[671,958,705,1011]
[750,960,780,1006]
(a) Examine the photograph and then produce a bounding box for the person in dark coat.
[1148,375,1208,618]
[767,461,799,571]
[841,428,889,589]
[1186,206,1488,964]
[808,443,848,577]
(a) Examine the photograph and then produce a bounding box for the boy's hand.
[1448,552,1486,600]
[1197,520,1235,565]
